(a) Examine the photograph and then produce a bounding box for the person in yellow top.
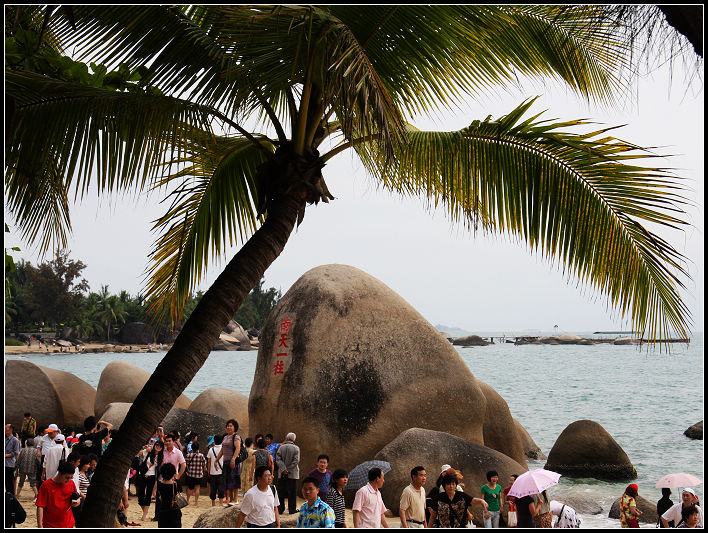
[620,484,643,528]
[21,413,37,447]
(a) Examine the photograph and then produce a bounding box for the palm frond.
[372,99,691,341]
[5,70,219,216]
[327,5,630,117]
[144,134,271,325]
[4,156,71,255]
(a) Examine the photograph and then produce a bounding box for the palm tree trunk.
[79,191,307,527]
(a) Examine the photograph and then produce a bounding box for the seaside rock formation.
[117,322,156,345]
[189,387,249,436]
[99,403,226,453]
[684,420,703,440]
[557,334,582,344]
[249,264,526,477]
[545,420,636,480]
[94,360,191,417]
[478,382,527,463]
[5,360,96,429]
[193,504,299,528]
[374,428,526,524]
[613,337,640,345]
[452,334,489,346]
[212,320,252,351]
[513,419,546,460]
[553,493,603,515]
[609,493,657,524]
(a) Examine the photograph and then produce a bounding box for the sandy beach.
[13,484,403,529]
[4,343,168,356]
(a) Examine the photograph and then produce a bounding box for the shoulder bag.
[172,484,189,510]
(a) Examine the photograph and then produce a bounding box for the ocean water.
[6,332,703,528]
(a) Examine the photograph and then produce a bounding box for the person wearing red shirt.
[36,462,81,528]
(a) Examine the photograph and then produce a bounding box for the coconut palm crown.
[4,5,695,527]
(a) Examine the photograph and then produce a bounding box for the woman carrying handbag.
[156,463,182,528]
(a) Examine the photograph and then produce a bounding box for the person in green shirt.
[481,470,503,528]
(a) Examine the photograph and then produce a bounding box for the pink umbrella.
[655,473,702,489]
[508,468,561,497]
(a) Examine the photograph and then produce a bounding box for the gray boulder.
[614,337,640,345]
[374,428,526,525]
[557,334,583,344]
[189,387,249,437]
[94,360,191,417]
[452,334,489,346]
[553,493,603,515]
[117,322,156,345]
[213,320,252,351]
[5,360,96,429]
[684,420,703,440]
[545,420,636,480]
[514,419,546,460]
[100,402,229,454]
[249,264,525,475]
[609,493,657,523]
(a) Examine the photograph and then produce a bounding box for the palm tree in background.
[4,6,699,526]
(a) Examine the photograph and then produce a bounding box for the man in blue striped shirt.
[296,477,336,528]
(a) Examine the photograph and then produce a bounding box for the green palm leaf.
[372,99,690,341]
[144,134,270,324]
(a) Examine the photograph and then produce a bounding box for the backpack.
[5,492,26,528]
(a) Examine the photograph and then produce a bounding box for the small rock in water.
[684,420,703,440]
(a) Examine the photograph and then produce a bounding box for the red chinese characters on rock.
[273,316,292,375]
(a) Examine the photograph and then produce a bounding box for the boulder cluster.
[6,263,650,523]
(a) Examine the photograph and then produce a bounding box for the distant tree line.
[5,248,280,342]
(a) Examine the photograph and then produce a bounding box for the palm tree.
[4,6,697,527]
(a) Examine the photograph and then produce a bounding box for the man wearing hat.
[42,433,69,482]
[660,488,703,528]
[275,432,300,515]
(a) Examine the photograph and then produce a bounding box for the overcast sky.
[5,59,703,335]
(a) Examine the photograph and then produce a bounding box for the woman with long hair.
[326,469,348,528]
[620,484,643,528]
[156,463,181,528]
[150,440,165,522]
[137,441,160,522]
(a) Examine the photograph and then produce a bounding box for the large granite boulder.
[374,428,526,524]
[514,419,546,460]
[452,335,489,346]
[193,502,300,528]
[249,264,525,479]
[684,420,703,440]
[5,360,96,429]
[478,383,527,464]
[117,322,156,345]
[609,493,657,524]
[99,402,133,427]
[99,403,228,453]
[189,388,249,436]
[545,420,636,480]
[213,320,252,351]
[94,360,191,417]
[552,493,603,515]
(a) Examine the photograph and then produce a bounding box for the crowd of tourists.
[5,412,703,529]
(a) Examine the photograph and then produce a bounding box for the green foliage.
[233,279,282,330]
[5,337,25,346]
[5,25,162,95]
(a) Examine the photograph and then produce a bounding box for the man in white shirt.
[353,467,390,528]
[236,465,281,528]
[399,466,427,528]
[42,434,69,481]
[207,434,224,506]
[661,488,703,528]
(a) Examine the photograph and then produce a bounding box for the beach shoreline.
[4,343,171,356]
